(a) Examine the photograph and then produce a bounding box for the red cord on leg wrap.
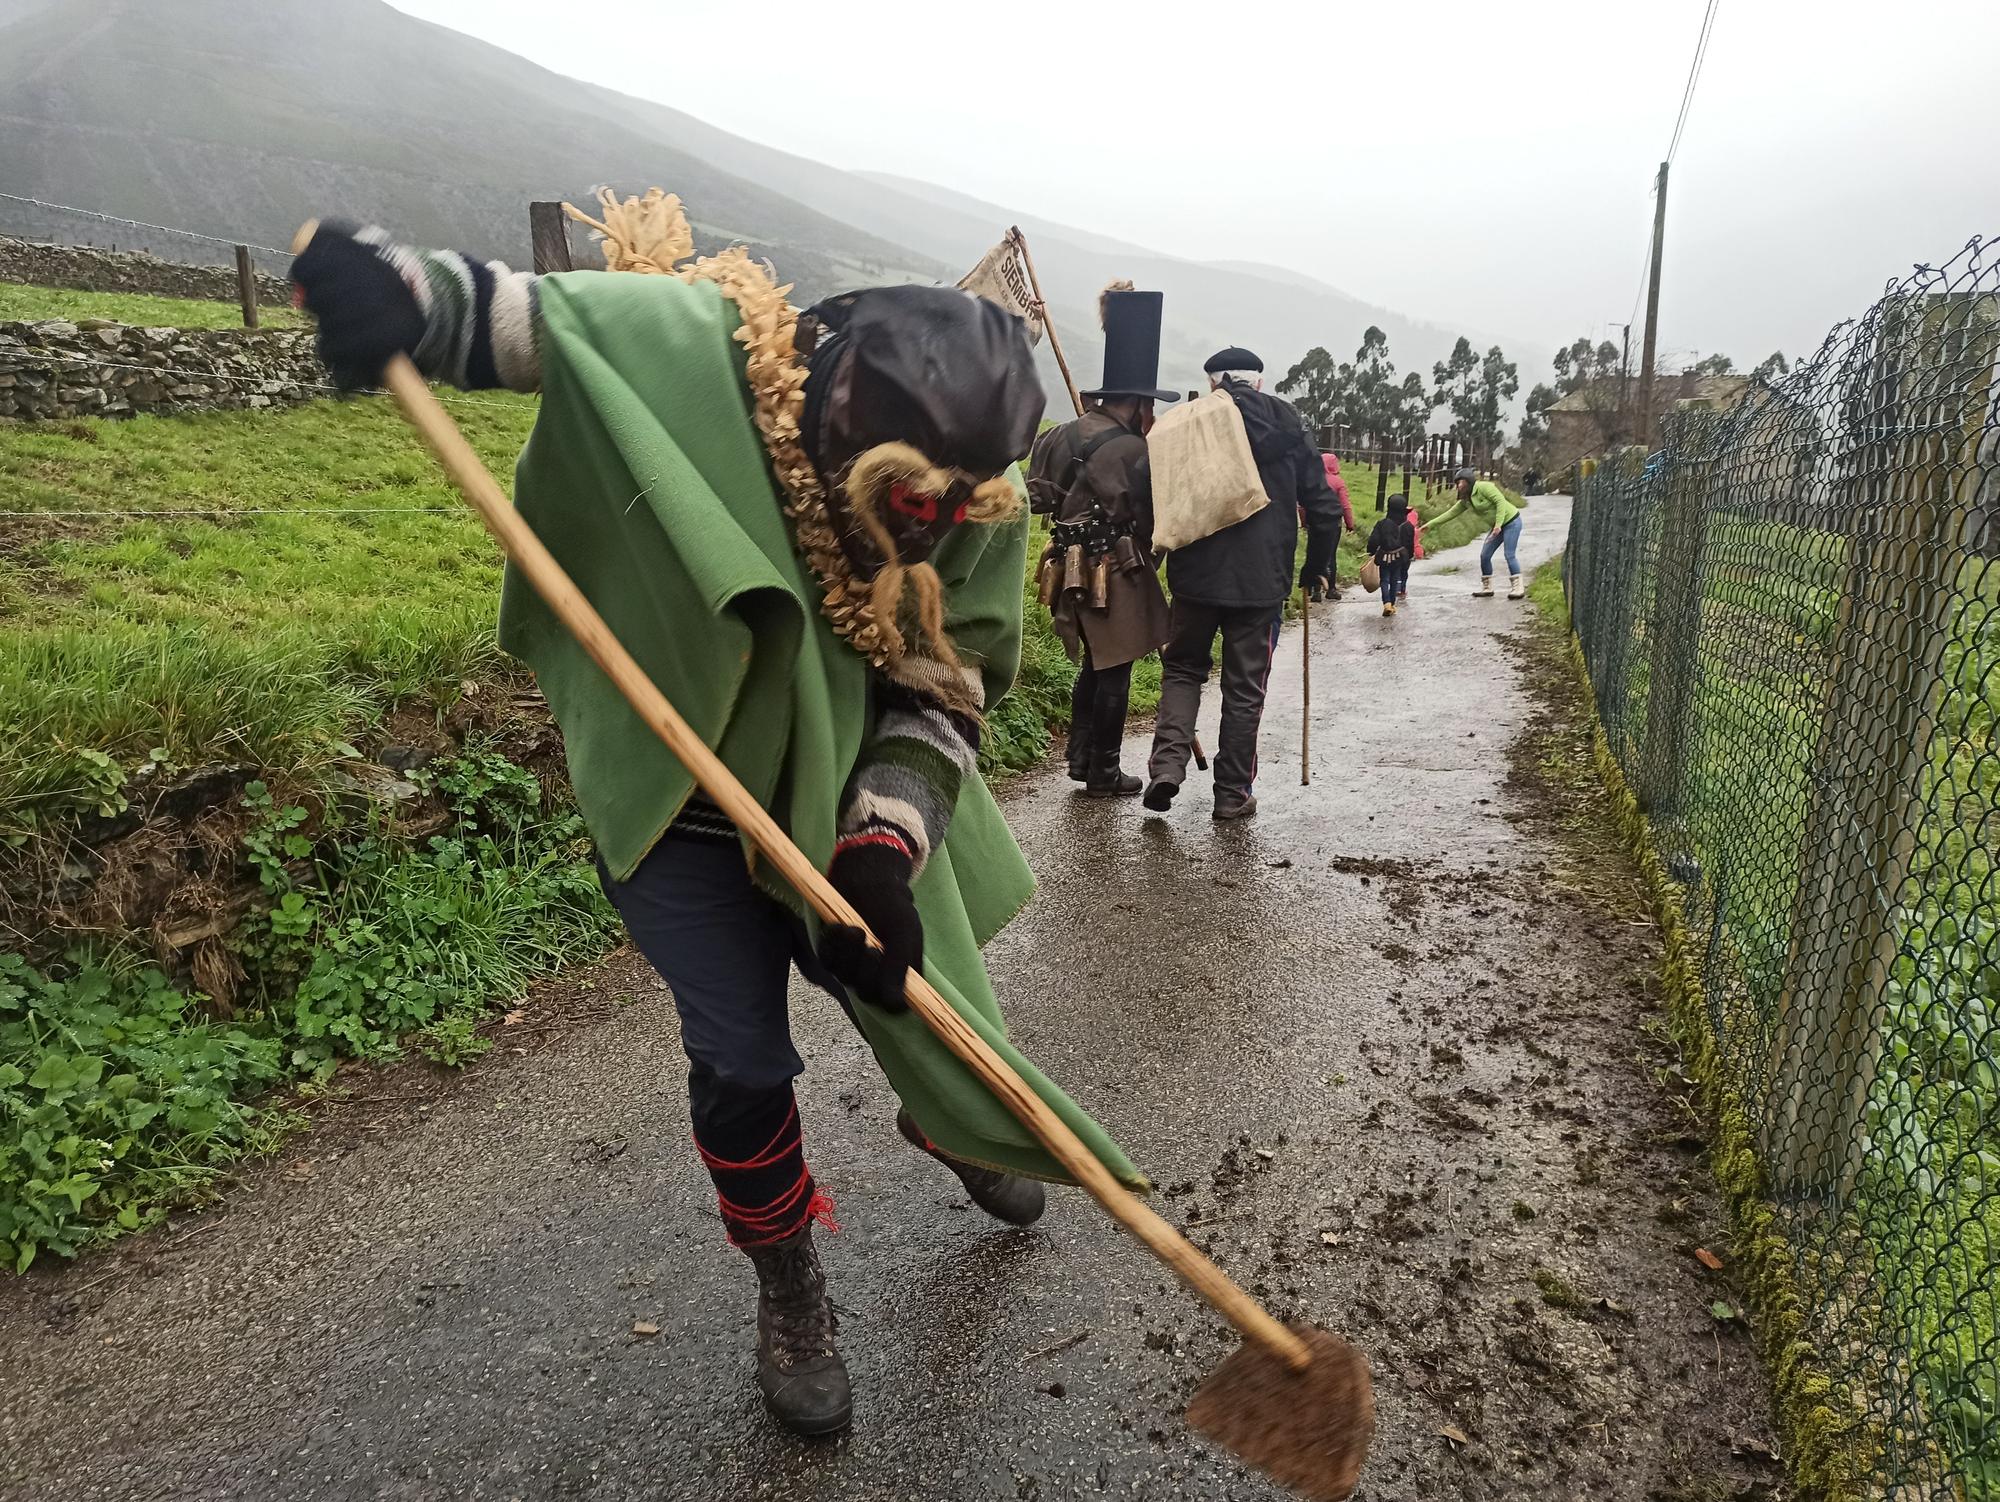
[694,1092,836,1247]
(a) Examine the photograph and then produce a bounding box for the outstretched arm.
[291,222,543,393]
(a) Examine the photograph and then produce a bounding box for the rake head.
[1187,1324,1375,1501]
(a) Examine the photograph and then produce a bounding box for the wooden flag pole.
[1012,227,1084,418]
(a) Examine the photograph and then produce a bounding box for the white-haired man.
[1144,346,1343,819]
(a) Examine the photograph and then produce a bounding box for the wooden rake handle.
[374,355,1313,1372]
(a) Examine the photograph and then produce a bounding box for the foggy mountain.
[0,0,1516,411]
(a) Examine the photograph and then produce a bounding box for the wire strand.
[0,191,288,256]
[1665,0,1721,165]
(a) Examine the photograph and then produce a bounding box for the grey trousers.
[1147,599,1283,802]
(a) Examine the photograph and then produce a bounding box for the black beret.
[1204,346,1263,374]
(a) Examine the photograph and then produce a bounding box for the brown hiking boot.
[1212,794,1259,821]
[897,1108,1046,1226]
[743,1223,851,1436]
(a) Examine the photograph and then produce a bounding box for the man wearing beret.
[1144,347,1344,820]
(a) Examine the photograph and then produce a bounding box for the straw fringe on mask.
[1098,278,1135,330]
[562,188,1007,716]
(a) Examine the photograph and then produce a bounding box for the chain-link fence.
[1567,236,2000,1499]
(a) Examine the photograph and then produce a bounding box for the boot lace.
[761,1239,838,1367]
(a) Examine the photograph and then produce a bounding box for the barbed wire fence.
[1568,235,2000,1500]
[0,191,291,272]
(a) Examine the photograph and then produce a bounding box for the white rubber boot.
[1473,576,1495,598]
[1509,574,1525,600]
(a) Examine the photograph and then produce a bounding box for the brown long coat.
[1028,411,1172,670]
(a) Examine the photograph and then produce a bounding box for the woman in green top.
[1429,467,1526,598]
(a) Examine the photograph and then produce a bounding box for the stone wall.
[0,235,290,307]
[0,318,323,420]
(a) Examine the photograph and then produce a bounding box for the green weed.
[0,745,616,1271]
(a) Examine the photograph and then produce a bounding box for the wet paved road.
[0,498,1785,1501]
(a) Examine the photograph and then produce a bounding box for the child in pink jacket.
[1316,453,1359,600]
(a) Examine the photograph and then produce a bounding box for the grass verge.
[1,743,618,1270]
[0,281,303,329]
[1527,555,1868,1501]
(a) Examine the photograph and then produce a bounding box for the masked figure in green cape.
[291,188,1143,1437]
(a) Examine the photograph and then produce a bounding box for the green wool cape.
[497,270,1144,1191]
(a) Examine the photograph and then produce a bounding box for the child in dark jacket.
[1368,494,1416,617]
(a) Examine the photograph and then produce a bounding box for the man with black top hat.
[1143,346,1344,820]
[1028,287,1176,796]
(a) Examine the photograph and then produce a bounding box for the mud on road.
[0,500,1785,1501]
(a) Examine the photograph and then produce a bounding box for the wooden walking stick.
[1300,589,1312,785]
[305,223,1371,1499]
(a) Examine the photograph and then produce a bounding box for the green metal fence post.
[1639,411,1719,816]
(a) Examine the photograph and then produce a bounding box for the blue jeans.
[1480,515,1523,577]
[1379,559,1408,605]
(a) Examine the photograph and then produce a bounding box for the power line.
[1665,0,1721,165]
[0,191,288,256]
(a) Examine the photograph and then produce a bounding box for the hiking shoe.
[1473,577,1495,598]
[898,1109,1046,1226]
[1508,573,1526,600]
[744,1223,851,1437]
[1382,602,1396,617]
[1142,778,1180,812]
[1084,771,1142,798]
[1212,795,1259,822]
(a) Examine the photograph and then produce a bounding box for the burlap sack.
[1359,558,1381,594]
[1147,388,1269,551]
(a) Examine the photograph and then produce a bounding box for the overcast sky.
[386,0,1997,380]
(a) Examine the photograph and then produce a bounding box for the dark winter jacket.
[1368,510,1416,566]
[1164,380,1344,608]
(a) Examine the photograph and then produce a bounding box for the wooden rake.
[322,241,1372,1495]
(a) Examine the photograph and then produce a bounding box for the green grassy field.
[1,395,532,838]
[0,280,304,329]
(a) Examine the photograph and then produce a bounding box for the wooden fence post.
[234,244,259,329]
[1765,288,2000,1195]
[530,202,575,275]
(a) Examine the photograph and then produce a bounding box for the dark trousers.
[1380,559,1409,605]
[1067,647,1135,781]
[1147,599,1283,803]
[599,835,851,1247]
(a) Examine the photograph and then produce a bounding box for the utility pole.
[1635,161,1669,448]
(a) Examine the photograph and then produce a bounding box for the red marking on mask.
[888,483,940,523]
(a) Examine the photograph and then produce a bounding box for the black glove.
[289,222,425,391]
[818,842,922,1010]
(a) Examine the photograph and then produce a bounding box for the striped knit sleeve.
[353,229,542,393]
[834,671,984,878]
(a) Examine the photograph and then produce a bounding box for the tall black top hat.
[1083,290,1179,404]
